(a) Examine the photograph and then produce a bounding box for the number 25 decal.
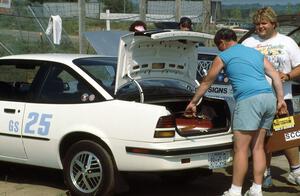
[24,112,53,136]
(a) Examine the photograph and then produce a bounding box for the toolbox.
[265,114,300,153]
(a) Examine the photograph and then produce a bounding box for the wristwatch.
[286,73,291,81]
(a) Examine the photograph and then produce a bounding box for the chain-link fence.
[0,0,84,56]
[0,0,215,56]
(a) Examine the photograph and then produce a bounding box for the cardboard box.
[265,114,300,153]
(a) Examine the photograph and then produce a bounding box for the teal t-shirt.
[219,44,273,102]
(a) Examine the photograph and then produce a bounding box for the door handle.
[4,108,16,114]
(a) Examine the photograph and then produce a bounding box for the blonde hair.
[252,7,278,28]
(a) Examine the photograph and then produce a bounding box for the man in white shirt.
[243,7,300,188]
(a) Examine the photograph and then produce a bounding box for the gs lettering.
[8,120,19,133]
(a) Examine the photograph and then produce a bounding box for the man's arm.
[279,65,300,81]
[264,57,288,114]
[280,37,300,81]
[185,56,224,116]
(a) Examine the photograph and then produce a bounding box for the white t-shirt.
[242,33,300,99]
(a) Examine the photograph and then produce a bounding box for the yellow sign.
[273,116,295,131]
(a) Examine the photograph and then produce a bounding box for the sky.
[222,0,300,5]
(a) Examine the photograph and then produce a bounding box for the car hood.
[115,30,214,94]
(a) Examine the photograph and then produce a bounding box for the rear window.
[197,53,230,85]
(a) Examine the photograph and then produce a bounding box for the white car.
[0,30,233,195]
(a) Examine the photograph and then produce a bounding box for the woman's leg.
[251,128,267,184]
[232,130,253,186]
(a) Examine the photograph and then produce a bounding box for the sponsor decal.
[285,130,300,141]
[205,84,233,98]
[273,116,295,131]
[208,86,228,94]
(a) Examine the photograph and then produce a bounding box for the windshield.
[73,57,117,96]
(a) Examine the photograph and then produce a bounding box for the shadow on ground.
[263,165,300,194]
[117,168,232,196]
[0,161,66,190]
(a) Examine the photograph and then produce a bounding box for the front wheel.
[63,140,115,196]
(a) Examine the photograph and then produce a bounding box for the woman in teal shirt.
[185,28,287,196]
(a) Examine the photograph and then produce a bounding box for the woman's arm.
[185,56,224,116]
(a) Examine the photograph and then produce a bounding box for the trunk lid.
[115,30,214,94]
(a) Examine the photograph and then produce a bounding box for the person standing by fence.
[178,17,193,31]
[129,20,147,32]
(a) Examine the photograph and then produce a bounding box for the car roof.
[0,53,115,65]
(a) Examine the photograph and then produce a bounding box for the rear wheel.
[63,140,115,196]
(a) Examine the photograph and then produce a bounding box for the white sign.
[285,130,300,141]
[205,84,233,98]
[0,0,11,8]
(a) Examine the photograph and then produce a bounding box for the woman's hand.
[184,101,197,117]
[277,99,288,115]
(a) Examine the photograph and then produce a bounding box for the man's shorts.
[232,93,276,131]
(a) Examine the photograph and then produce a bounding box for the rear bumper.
[110,134,233,172]
[125,142,232,156]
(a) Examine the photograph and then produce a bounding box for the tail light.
[154,115,176,138]
[156,115,176,128]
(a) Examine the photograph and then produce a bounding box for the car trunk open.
[115,30,231,137]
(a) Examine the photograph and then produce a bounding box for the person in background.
[185,28,287,196]
[129,20,147,32]
[179,16,193,31]
[242,7,300,188]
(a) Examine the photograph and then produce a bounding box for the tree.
[229,8,241,20]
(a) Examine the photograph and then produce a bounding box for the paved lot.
[0,153,299,195]
[0,163,67,196]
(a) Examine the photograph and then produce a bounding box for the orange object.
[265,114,300,153]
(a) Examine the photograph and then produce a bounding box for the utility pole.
[202,0,211,33]
[139,0,146,22]
[123,0,125,13]
[175,0,181,22]
[98,0,101,19]
[79,0,86,54]
[202,0,211,46]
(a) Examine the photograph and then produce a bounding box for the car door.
[0,61,43,159]
[0,101,26,159]
[21,62,105,167]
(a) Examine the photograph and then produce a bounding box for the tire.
[63,140,115,196]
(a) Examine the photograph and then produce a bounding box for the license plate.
[208,150,232,169]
